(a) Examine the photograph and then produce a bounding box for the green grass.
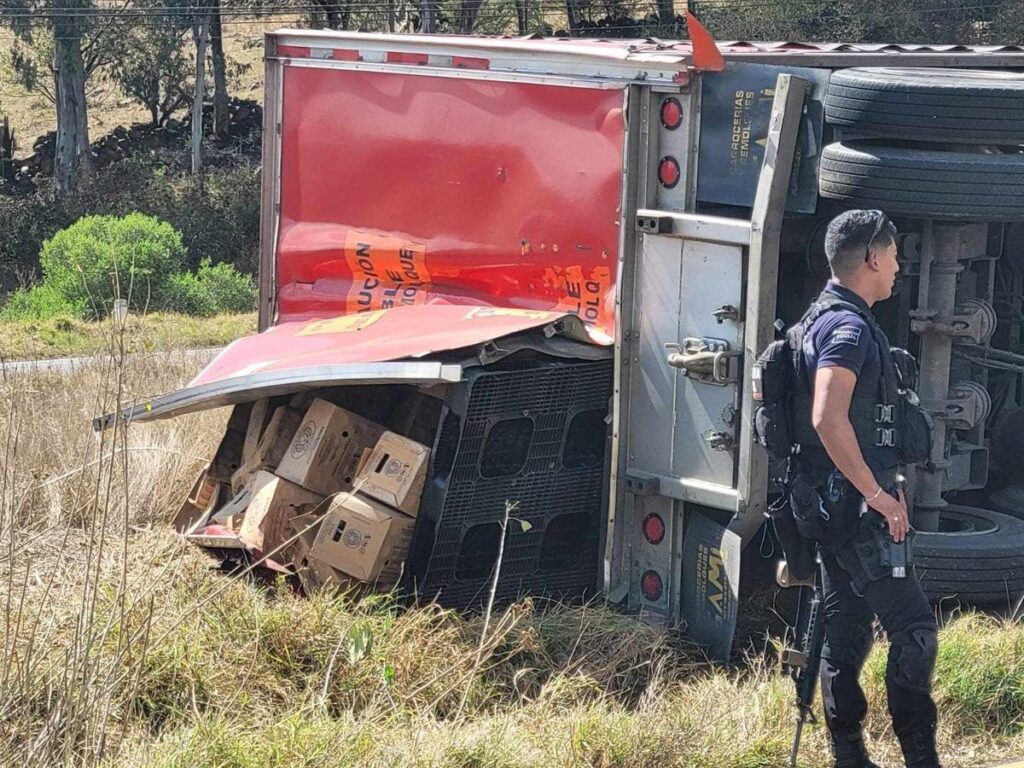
[11,528,1021,768]
[0,311,257,360]
[2,353,1024,768]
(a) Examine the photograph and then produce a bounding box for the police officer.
[795,210,940,768]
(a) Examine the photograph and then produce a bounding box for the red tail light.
[660,98,683,130]
[641,570,663,601]
[658,157,681,189]
[643,513,666,545]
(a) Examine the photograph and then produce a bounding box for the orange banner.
[344,231,432,313]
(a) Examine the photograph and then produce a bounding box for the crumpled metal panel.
[95,305,593,428]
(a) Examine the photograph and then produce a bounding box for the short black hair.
[824,209,897,278]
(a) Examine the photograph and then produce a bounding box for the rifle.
[778,555,825,768]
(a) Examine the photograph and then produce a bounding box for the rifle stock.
[782,557,825,768]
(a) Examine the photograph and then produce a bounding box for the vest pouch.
[899,393,934,465]
[790,469,862,548]
[789,472,825,541]
[752,339,795,459]
[754,400,793,459]
[768,499,817,582]
[890,347,919,391]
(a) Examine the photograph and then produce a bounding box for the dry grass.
[0,311,256,361]
[1,330,1023,768]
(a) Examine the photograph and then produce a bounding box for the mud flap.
[681,510,741,662]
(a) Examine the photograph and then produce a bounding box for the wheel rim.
[916,505,999,538]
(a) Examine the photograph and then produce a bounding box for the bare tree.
[109,0,192,126]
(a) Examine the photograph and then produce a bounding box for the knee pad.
[887,620,938,695]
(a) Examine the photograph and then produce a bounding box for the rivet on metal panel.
[722,404,737,427]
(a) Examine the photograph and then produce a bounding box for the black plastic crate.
[405,357,612,611]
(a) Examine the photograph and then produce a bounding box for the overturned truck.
[102,29,1024,659]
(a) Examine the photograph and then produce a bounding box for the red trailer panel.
[275,66,625,343]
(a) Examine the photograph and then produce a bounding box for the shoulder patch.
[829,325,863,346]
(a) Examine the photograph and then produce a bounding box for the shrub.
[167,259,256,316]
[0,282,83,321]
[0,156,260,295]
[38,213,186,317]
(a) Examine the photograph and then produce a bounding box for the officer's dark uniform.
[796,280,940,768]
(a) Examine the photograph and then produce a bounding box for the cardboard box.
[235,471,324,556]
[310,493,416,587]
[276,399,385,495]
[232,405,305,493]
[173,465,222,534]
[187,524,246,550]
[288,511,357,593]
[357,432,430,517]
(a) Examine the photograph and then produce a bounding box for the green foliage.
[38,212,185,316]
[0,281,82,321]
[0,156,261,295]
[1,207,256,321]
[167,259,256,316]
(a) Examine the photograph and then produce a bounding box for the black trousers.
[818,550,939,742]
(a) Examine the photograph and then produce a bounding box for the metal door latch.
[665,337,739,386]
[712,304,740,323]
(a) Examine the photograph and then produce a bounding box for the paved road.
[1,347,221,377]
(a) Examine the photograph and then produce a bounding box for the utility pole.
[192,15,209,176]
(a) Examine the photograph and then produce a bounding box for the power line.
[0,0,1012,17]
[0,0,1019,14]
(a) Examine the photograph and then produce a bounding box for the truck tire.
[818,141,1024,220]
[912,505,1024,605]
[826,68,1024,144]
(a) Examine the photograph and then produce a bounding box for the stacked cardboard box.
[182,396,431,598]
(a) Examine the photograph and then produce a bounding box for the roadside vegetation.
[1,342,1022,768]
[0,311,256,360]
[0,209,257,359]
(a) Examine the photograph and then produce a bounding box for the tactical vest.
[753,292,932,465]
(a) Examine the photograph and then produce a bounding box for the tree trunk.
[657,0,675,30]
[210,0,229,138]
[53,19,94,196]
[192,18,208,176]
[457,0,483,33]
[419,0,436,32]
[564,0,585,33]
[514,0,528,34]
